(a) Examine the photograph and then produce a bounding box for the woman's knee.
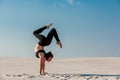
[51,28,56,32]
[33,31,36,36]
[33,30,39,35]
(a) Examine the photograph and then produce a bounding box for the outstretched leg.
[47,28,62,48]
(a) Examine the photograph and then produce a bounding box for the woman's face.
[47,57,53,62]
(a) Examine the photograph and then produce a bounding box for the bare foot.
[57,42,62,48]
[46,23,53,29]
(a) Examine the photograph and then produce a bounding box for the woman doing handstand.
[33,23,62,75]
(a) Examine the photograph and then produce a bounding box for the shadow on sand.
[80,74,120,76]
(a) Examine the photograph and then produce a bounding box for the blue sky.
[0,0,120,58]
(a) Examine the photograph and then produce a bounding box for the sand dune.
[0,57,120,80]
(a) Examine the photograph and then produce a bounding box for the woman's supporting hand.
[40,72,48,75]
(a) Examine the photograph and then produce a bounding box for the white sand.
[0,57,120,80]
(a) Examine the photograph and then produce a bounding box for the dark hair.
[45,52,53,60]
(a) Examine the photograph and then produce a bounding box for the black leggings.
[33,26,60,46]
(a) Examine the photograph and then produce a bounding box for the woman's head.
[45,52,53,62]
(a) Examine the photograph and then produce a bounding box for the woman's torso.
[35,44,44,52]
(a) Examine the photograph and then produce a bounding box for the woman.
[33,23,62,75]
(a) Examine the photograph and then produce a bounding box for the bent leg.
[33,26,47,40]
[47,28,60,45]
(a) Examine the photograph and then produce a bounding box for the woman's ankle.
[46,23,53,29]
